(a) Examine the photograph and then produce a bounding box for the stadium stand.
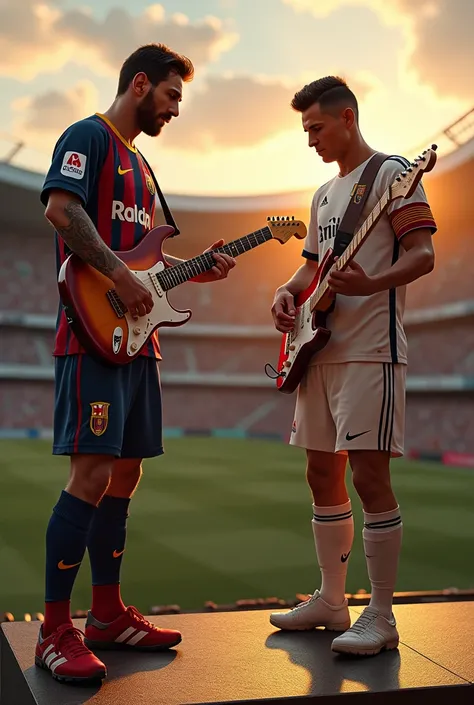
[1,109,474,457]
[1,114,474,705]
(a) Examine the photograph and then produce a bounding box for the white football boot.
[331,606,399,656]
[269,590,351,631]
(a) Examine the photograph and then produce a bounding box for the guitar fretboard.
[156,227,273,291]
[310,187,391,310]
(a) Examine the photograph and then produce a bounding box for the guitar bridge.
[106,289,127,318]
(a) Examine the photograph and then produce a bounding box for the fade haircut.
[291,76,358,121]
[117,43,194,95]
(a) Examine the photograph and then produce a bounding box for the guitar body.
[276,249,336,394]
[58,225,191,366]
[58,215,308,366]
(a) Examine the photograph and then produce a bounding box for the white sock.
[312,501,354,606]
[363,506,403,619]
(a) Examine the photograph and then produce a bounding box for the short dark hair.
[117,43,194,95]
[291,76,358,120]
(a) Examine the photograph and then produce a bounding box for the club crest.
[353,183,366,204]
[145,171,155,195]
[90,402,110,436]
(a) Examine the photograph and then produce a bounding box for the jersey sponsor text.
[111,200,151,229]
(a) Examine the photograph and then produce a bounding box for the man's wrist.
[109,261,129,284]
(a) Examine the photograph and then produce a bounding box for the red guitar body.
[276,249,336,394]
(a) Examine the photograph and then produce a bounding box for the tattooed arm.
[45,191,126,281]
[45,190,154,318]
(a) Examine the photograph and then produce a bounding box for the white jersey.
[302,155,436,365]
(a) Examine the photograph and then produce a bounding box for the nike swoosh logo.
[341,551,351,563]
[345,430,371,441]
[58,560,81,570]
[113,549,125,558]
[118,166,133,175]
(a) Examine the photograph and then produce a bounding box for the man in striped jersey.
[36,43,235,684]
[269,76,436,656]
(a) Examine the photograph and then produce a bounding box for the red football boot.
[35,623,107,684]
[84,606,182,651]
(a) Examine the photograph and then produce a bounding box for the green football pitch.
[0,437,473,619]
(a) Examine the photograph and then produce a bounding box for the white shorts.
[290,362,406,457]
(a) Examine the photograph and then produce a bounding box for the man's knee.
[67,454,115,505]
[349,450,394,510]
[107,458,143,498]
[306,450,348,505]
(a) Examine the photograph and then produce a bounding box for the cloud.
[282,0,409,25]
[404,0,474,100]
[161,73,374,151]
[282,0,474,100]
[11,81,99,138]
[8,69,373,157]
[0,1,238,80]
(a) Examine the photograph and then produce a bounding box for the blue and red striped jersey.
[41,113,161,359]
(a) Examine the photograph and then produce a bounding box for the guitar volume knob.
[130,343,138,352]
[289,344,296,351]
[133,327,141,335]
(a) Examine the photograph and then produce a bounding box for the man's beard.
[137,90,167,137]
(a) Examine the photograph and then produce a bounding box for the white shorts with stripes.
[290,362,406,457]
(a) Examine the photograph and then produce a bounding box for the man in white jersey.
[269,76,436,656]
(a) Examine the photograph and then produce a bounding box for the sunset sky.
[0,0,472,196]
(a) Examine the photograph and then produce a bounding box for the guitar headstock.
[267,215,307,243]
[390,144,438,201]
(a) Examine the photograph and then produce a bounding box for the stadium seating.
[2,138,474,454]
[407,322,474,376]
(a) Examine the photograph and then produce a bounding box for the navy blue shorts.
[53,354,163,459]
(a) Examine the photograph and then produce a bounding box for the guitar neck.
[156,226,273,292]
[310,186,391,309]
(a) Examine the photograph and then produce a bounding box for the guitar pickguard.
[124,261,190,358]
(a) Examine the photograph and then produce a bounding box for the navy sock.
[87,495,131,586]
[45,490,96,602]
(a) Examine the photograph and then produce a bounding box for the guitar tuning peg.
[292,215,295,220]
[432,143,438,151]
[396,176,401,181]
[267,216,270,221]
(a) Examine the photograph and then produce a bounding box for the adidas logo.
[114,627,148,646]
[320,196,329,207]
[41,644,68,674]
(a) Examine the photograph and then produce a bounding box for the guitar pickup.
[106,289,127,318]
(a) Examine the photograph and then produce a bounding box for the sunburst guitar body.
[58,217,306,365]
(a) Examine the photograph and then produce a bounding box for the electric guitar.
[274,145,438,394]
[58,216,306,365]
